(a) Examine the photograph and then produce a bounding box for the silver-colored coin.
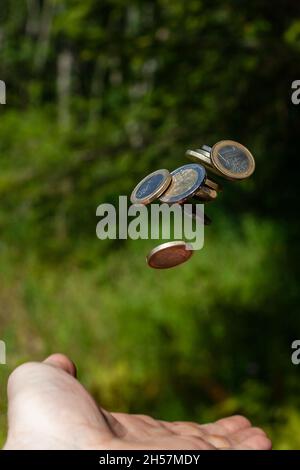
[147,241,193,269]
[159,164,206,204]
[130,169,172,205]
[186,149,211,165]
[211,140,255,180]
[202,144,212,153]
[196,148,211,158]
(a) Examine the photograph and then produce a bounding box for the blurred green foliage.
[1,0,300,449]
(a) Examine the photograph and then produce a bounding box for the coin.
[202,144,212,153]
[211,140,255,180]
[159,164,206,204]
[205,177,222,192]
[186,149,211,165]
[147,241,193,269]
[195,186,218,202]
[130,169,172,205]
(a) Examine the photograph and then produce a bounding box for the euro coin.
[130,169,172,205]
[211,140,255,180]
[159,164,206,204]
[147,241,193,269]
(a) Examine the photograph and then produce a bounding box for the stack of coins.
[130,140,255,269]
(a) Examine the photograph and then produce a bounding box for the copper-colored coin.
[147,241,193,269]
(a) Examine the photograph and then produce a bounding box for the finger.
[232,426,266,442]
[43,353,77,377]
[169,423,231,449]
[111,412,171,439]
[167,421,205,436]
[230,426,272,449]
[233,433,272,450]
[201,434,231,449]
[132,414,165,427]
[215,415,251,433]
[5,358,115,449]
[200,415,251,436]
[166,422,232,449]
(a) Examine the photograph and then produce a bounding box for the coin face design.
[211,140,255,180]
[159,164,206,204]
[130,169,172,204]
[147,241,193,269]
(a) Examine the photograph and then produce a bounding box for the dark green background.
[0,0,300,448]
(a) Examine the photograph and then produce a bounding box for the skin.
[3,354,272,450]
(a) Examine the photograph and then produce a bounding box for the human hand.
[3,354,272,450]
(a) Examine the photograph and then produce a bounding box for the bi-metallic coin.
[159,164,206,204]
[211,140,255,180]
[130,169,172,205]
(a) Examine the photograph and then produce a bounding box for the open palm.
[4,354,271,450]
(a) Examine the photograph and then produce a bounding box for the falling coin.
[130,169,172,205]
[159,164,206,204]
[205,177,222,192]
[202,144,212,153]
[147,241,194,269]
[211,140,255,180]
[186,148,211,166]
[194,186,218,202]
[187,141,255,181]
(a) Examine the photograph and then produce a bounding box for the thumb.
[4,353,79,449]
[43,353,77,377]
